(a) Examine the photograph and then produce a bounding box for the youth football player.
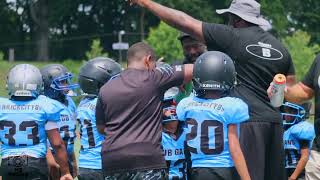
[162,87,187,180]
[77,57,122,180]
[40,64,79,179]
[176,51,251,180]
[281,102,315,180]
[0,64,72,180]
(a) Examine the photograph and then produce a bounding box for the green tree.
[85,39,109,60]
[282,0,320,43]
[260,0,288,36]
[146,22,183,63]
[282,30,320,80]
[158,0,223,22]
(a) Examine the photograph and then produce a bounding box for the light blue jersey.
[48,96,77,154]
[162,131,187,180]
[0,95,62,158]
[77,97,104,169]
[283,121,315,168]
[176,96,249,168]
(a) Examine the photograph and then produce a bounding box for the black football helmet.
[193,51,237,97]
[78,57,122,96]
[40,64,79,100]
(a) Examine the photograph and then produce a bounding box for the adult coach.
[130,0,295,179]
[96,42,193,179]
[174,32,207,102]
[178,32,207,65]
[280,54,320,180]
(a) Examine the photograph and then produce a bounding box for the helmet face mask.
[50,72,79,91]
[281,102,306,126]
[7,64,43,99]
[192,51,237,97]
[41,64,79,99]
[162,87,179,123]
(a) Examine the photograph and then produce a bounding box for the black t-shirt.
[202,23,295,123]
[96,66,184,174]
[302,54,320,151]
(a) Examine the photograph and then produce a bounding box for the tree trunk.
[30,0,49,61]
[140,9,145,41]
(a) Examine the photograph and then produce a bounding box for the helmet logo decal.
[245,42,283,61]
[201,84,221,88]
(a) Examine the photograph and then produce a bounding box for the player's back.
[0,95,61,158]
[77,97,104,169]
[176,96,249,168]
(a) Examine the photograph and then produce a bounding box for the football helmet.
[193,51,237,97]
[78,57,122,96]
[40,64,79,99]
[281,102,311,126]
[7,64,43,99]
[162,87,179,122]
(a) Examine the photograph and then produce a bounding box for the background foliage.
[146,22,183,63]
[0,0,318,90]
[283,31,320,80]
[0,0,319,61]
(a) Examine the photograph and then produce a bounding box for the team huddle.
[0,0,318,179]
[0,50,315,180]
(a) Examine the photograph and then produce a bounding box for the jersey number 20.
[186,118,224,155]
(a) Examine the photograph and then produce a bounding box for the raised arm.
[130,0,204,42]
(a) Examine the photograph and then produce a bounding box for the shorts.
[305,150,320,180]
[190,167,239,180]
[104,169,168,180]
[78,168,104,180]
[240,121,285,180]
[0,156,48,180]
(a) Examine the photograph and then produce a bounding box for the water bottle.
[270,74,286,107]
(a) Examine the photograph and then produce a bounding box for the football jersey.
[162,131,187,180]
[176,96,249,168]
[77,97,104,169]
[283,121,315,168]
[0,95,63,158]
[48,96,77,154]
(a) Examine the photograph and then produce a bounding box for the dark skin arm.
[130,0,204,42]
[46,128,71,178]
[289,142,310,180]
